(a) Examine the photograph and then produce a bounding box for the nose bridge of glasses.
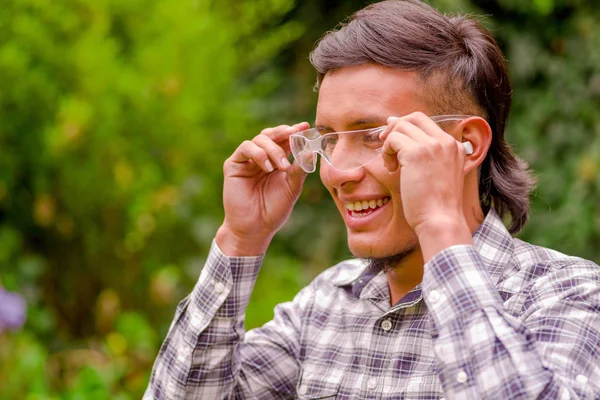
[306,136,324,152]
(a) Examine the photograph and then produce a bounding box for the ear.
[457,116,492,175]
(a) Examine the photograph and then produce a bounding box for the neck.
[386,247,424,305]
[386,174,485,306]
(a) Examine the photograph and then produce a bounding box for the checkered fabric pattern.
[144,210,600,399]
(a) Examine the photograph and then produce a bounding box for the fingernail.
[281,157,291,168]
[265,160,274,172]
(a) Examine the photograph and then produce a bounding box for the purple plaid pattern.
[145,210,600,399]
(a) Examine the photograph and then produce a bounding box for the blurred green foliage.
[0,0,599,398]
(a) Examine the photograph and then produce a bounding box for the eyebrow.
[315,116,386,131]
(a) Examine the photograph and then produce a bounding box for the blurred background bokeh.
[0,0,599,398]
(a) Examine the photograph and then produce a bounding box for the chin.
[347,229,418,259]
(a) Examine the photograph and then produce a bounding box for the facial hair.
[363,244,417,275]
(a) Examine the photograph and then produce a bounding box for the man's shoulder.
[512,238,599,272]
[502,238,600,298]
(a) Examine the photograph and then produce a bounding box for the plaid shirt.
[145,210,600,399]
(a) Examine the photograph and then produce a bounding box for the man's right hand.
[215,122,311,256]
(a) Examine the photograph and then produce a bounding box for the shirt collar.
[331,209,517,297]
[471,208,518,286]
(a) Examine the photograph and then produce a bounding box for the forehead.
[315,64,430,128]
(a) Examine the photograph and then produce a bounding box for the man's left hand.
[379,112,468,237]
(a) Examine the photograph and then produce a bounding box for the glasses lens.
[289,134,316,172]
[320,128,384,171]
[289,127,384,172]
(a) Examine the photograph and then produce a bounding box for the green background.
[1,0,599,398]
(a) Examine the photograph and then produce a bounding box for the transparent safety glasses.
[289,114,474,173]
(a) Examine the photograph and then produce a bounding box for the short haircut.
[310,0,536,233]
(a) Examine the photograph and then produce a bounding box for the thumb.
[285,160,309,194]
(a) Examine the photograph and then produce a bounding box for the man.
[145,1,600,398]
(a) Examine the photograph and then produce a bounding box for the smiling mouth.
[344,197,390,218]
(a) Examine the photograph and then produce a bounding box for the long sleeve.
[422,245,600,399]
[144,240,305,399]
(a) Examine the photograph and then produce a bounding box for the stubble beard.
[362,242,418,275]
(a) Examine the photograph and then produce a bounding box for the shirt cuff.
[190,240,264,323]
[421,245,503,329]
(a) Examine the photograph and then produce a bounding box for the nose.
[327,137,351,168]
[319,158,366,190]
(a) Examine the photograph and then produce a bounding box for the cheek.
[365,163,401,195]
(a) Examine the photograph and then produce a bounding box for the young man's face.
[316,64,430,259]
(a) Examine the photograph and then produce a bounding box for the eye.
[363,131,383,147]
[322,134,338,150]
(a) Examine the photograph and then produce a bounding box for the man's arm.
[422,245,600,399]
[144,240,306,399]
[144,121,311,398]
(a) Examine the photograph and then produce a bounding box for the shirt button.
[429,290,441,303]
[576,375,588,384]
[367,377,377,389]
[214,281,225,294]
[381,318,393,331]
[298,384,308,395]
[456,370,468,384]
[177,352,186,363]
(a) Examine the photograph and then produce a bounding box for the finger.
[282,122,310,155]
[261,122,311,143]
[230,140,275,173]
[253,134,292,170]
[293,121,311,130]
[385,117,437,146]
[403,113,458,145]
[281,122,311,145]
[259,122,310,158]
[378,119,395,141]
[381,131,419,173]
[285,159,309,191]
[260,124,290,139]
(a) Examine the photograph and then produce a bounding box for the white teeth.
[345,197,390,212]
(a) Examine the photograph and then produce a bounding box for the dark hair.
[309,0,536,234]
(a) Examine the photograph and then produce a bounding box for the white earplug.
[462,141,473,155]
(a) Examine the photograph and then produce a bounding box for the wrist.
[215,224,272,257]
[414,213,473,263]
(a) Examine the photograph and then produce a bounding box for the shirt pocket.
[296,360,343,399]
